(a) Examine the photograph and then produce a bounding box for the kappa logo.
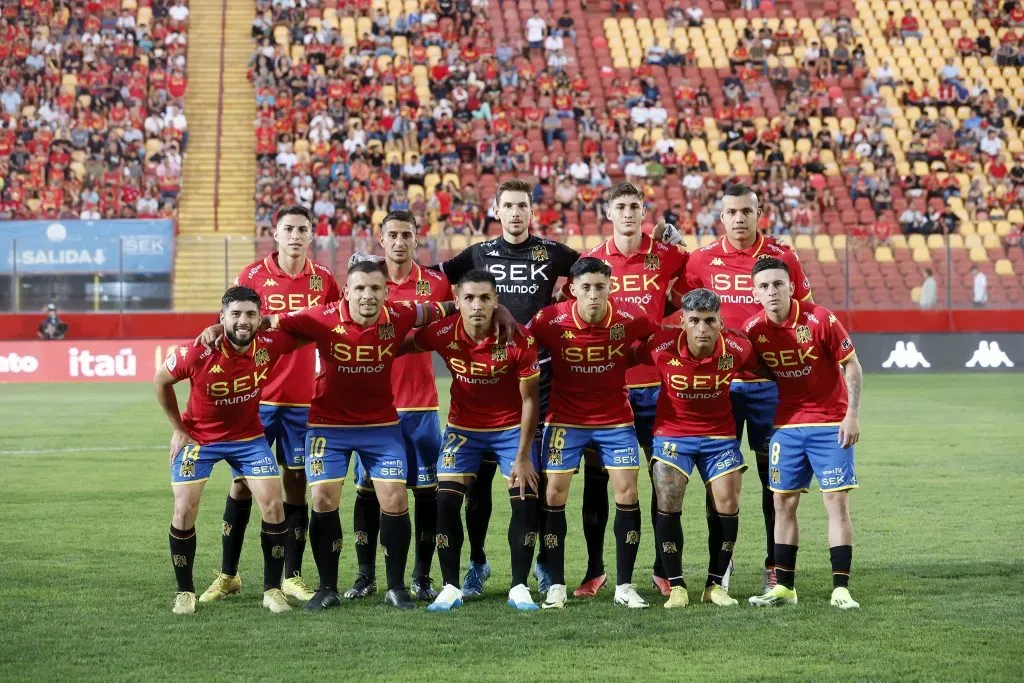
[882,341,931,369]
[667,358,682,367]
[264,278,278,287]
[561,330,576,339]
[333,325,347,335]
[487,250,501,256]
[965,341,1015,368]
[710,257,725,267]
[447,341,460,351]
[210,364,224,374]
[757,334,768,344]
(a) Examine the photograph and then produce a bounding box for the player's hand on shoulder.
[652,219,685,246]
[348,251,384,267]
[493,304,518,343]
[194,323,223,349]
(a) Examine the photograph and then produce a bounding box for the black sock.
[614,503,642,586]
[650,483,665,578]
[775,543,798,589]
[309,509,342,591]
[169,525,196,593]
[261,520,287,590]
[508,488,538,587]
[283,502,307,579]
[380,509,412,591]
[654,511,685,588]
[435,483,466,587]
[413,488,438,579]
[352,489,380,577]
[708,512,739,587]
[466,460,496,565]
[542,504,567,585]
[705,490,722,576]
[758,458,775,568]
[535,471,548,564]
[581,464,609,578]
[830,545,852,588]
[220,495,252,576]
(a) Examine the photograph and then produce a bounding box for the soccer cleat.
[532,562,552,594]
[304,588,341,611]
[663,586,689,609]
[282,574,316,602]
[573,574,607,598]
[198,572,241,603]
[412,575,439,602]
[749,584,798,607]
[702,584,739,607]
[384,588,418,610]
[722,559,734,591]
[651,575,671,597]
[761,566,778,594]
[830,587,860,610]
[613,584,650,609]
[507,583,539,611]
[461,561,491,597]
[172,591,196,615]
[542,584,567,609]
[343,573,378,600]
[263,588,292,613]
[426,583,464,612]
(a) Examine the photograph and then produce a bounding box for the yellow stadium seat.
[911,286,922,303]
[948,234,965,248]
[874,246,894,262]
[566,235,584,251]
[995,259,1014,275]
[832,234,848,251]
[890,234,908,249]
[818,248,837,263]
[994,222,1011,237]
[983,234,1002,249]
[584,234,605,250]
[907,234,926,250]
[699,235,718,248]
[926,234,947,249]
[968,247,988,262]
[912,247,932,263]
[449,234,469,251]
[794,234,813,250]
[813,234,832,250]
[1008,209,1024,224]
[977,221,995,236]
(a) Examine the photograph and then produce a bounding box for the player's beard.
[225,325,254,347]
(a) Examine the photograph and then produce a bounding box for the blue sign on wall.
[0,220,175,274]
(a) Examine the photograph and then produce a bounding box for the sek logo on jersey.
[265,293,324,311]
[486,262,550,295]
[965,340,1015,368]
[882,341,931,369]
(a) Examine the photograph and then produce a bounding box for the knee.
[774,493,799,516]
[172,496,200,529]
[823,492,850,519]
[613,481,639,506]
[229,479,252,500]
[376,486,408,514]
[544,479,570,507]
[311,485,340,513]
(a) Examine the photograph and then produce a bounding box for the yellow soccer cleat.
[830,587,860,610]
[198,572,241,602]
[282,574,316,601]
[748,584,798,607]
[663,586,689,609]
[702,584,739,607]
[263,588,292,613]
[172,591,196,615]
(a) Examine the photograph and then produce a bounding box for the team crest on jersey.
[333,325,346,335]
[710,257,725,267]
[435,534,450,549]
[415,279,431,296]
[379,322,395,340]
[222,521,232,537]
[644,253,660,270]
[531,245,549,262]
[661,541,678,554]
[210,364,223,374]
[561,330,576,340]
[796,325,812,344]
[667,358,682,367]
[718,354,734,371]
[624,531,640,545]
[841,337,853,350]
[264,278,278,287]
[309,459,325,475]
[543,534,559,549]
[527,335,535,347]
[354,531,368,545]
[492,344,508,362]
[447,342,460,351]
[442,453,456,469]
[609,323,625,341]
[757,334,768,344]
[547,448,563,466]
[309,274,323,292]
[254,348,270,366]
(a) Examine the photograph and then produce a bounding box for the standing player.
[200,205,340,606]
[744,258,862,610]
[670,183,812,593]
[405,270,543,612]
[640,289,759,608]
[155,287,298,615]
[568,182,687,598]
[346,211,450,602]
[529,258,660,609]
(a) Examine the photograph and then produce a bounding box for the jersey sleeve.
[435,244,476,284]
[412,323,438,352]
[632,310,662,340]
[262,330,300,356]
[430,271,453,302]
[274,304,328,341]
[785,250,813,301]
[638,327,675,365]
[390,302,420,337]
[164,344,194,381]
[737,336,761,373]
[821,312,855,363]
[525,307,553,346]
[554,242,581,277]
[672,249,703,297]
[323,270,342,305]
[517,330,541,379]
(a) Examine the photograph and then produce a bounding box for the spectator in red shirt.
[900,12,923,40]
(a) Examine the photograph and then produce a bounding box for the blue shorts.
[353,411,441,490]
[629,386,659,453]
[437,425,539,480]
[730,380,778,454]
[768,426,858,494]
[171,438,279,486]
[305,425,407,487]
[541,424,640,473]
[650,436,747,483]
[261,404,308,469]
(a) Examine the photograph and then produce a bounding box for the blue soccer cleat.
[426,584,464,612]
[507,583,539,611]
[533,562,552,594]
[461,561,491,596]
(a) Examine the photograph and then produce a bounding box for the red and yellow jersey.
[414,320,539,431]
[743,300,855,427]
[275,302,418,427]
[166,333,298,445]
[641,327,759,438]
[528,300,659,427]
[386,263,451,411]
[235,253,341,406]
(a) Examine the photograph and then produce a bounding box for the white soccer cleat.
[542,584,567,609]
[172,591,196,615]
[613,583,649,609]
[507,583,539,611]
[830,587,860,610]
[426,583,464,612]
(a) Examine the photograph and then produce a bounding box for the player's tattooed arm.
[839,352,862,448]
[652,461,687,511]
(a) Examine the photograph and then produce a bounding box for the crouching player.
[744,257,863,610]
[155,286,299,615]
[640,289,760,608]
[404,269,543,612]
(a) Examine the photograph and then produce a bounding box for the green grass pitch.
[1,375,1022,681]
